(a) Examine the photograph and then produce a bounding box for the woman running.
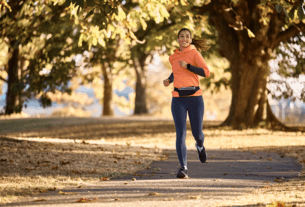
[163,28,210,178]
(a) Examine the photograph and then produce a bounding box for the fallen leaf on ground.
[209,155,215,159]
[81,140,88,144]
[60,161,70,165]
[26,168,34,171]
[76,198,97,203]
[274,179,283,183]
[266,201,285,207]
[148,192,159,196]
[33,199,47,202]
[48,187,56,191]
[164,198,174,201]
[101,177,109,181]
[189,195,200,199]
[59,191,75,195]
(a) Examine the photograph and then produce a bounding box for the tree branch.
[282,0,300,7]
[0,76,7,82]
[192,2,213,14]
[273,22,305,48]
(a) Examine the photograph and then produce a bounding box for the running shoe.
[176,167,188,178]
[195,143,207,163]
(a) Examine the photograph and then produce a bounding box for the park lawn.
[0,117,304,205]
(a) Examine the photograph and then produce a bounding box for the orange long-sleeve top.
[169,45,210,97]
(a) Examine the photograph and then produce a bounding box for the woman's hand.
[178,60,187,69]
[163,79,170,87]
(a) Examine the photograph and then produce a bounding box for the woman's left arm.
[187,52,210,77]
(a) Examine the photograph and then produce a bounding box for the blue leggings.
[171,96,205,168]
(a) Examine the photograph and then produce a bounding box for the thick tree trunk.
[5,42,22,115]
[223,51,270,129]
[101,62,114,116]
[132,56,148,115]
[206,0,291,130]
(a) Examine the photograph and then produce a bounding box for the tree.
[194,0,305,130]
[84,37,131,116]
[63,0,177,116]
[126,0,208,115]
[0,1,82,115]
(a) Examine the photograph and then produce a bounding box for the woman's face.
[178,30,192,49]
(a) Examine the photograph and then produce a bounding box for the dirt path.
[1,117,305,206]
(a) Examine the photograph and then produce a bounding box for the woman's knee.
[192,131,204,140]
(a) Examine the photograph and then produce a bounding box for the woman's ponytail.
[192,38,210,52]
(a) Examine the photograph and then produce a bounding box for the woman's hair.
[178,28,210,52]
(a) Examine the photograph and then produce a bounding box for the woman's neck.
[179,44,190,51]
[179,46,186,51]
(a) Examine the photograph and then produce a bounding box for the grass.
[0,117,304,206]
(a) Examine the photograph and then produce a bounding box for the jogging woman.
[163,28,210,178]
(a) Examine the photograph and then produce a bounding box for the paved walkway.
[4,148,302,207]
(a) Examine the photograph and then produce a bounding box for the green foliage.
[260,0,305,21]
[53,0,172,50]
[0,1,84,111]
[269,33,305,102]
[261,1,305,103]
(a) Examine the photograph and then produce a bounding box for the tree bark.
[101,62,114,116]
[132,55,148,115]
[5,41,22,115]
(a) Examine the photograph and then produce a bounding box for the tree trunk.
[101,62,114,116]
[206,0,291,130]
[132,56,148,115]
[222,49,270,129]
[5,41,22,115]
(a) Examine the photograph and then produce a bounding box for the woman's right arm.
[163,73,174,86]
[168,73,174,83]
